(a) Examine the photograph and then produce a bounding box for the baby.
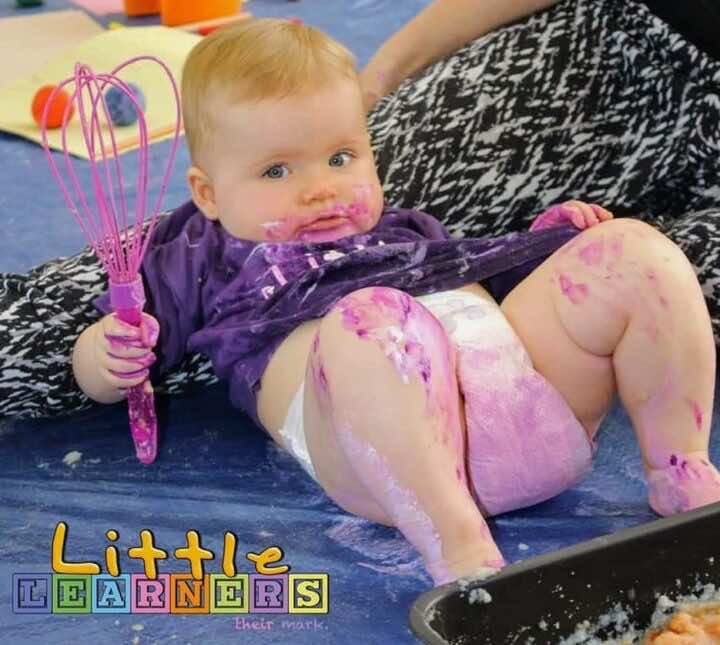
[72,19,720,585]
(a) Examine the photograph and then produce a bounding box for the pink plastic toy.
[40,57,181,464]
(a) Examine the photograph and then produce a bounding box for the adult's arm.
[360,0,561,111]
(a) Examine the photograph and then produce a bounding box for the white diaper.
[277,381,318,481]
[414,290,529,361]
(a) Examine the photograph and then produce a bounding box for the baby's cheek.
[350,180,384,230]
[368,181,385,226]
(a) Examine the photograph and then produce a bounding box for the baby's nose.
[301,181,337,205]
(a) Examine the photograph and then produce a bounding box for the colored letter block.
[131,574,170,613]
[53,575,92,613]
[92,574,131,613]
[13,574,51,614]
[209,574,249,613]
[289,574,329,614]
[169,574,209,614]
[249,574,287,613]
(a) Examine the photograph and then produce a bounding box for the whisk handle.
[110,278,158,465]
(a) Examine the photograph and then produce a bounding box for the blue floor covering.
[1,1,718,643]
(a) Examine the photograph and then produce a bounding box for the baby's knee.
[575,218,693,281]
[313,286,453,377]
[602,217,684,256]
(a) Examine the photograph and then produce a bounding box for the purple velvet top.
[96,201,579,427]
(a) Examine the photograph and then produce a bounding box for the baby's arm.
[530,200,614,231]
[72,313,158,404]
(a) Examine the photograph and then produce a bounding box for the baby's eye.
[263,164,289,179]
[329,151,353,168]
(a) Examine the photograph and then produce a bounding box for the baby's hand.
[530,200,614,232]
[94,312,159,392]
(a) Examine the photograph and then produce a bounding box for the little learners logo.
[13,522,329,615]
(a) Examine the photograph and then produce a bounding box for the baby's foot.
[647,452,720,516]
[426,520,507,586]
[430,552,506,587]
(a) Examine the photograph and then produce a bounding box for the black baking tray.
[409,502,720,644]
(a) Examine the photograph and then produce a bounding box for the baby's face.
[199,78,384,242]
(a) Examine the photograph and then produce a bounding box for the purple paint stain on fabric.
[94,201,579,427]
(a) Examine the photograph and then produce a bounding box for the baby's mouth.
[295,212,358,242]
[299,215,348,232]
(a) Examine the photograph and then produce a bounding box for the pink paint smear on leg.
[686,397,704,431]
[578,239,604,266]
[338,288,432,386]
[337,287,461,448]
[558,274,589,304]
[648,453,720,516]
[336,423,453,584]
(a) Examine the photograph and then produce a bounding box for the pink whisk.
[40,56,182,464]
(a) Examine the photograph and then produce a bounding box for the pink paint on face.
[558,274,589,304]
[578,240,604,266]
[262,185,377,243]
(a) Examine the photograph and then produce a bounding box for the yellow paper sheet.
[0,10,105,86]
[0,26,201,158]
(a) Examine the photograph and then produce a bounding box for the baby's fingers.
[139,313,160,349]
[101,332,152,359]
[104,352,156,374]
[564,201,598,228]
[101,351,154,388]
[102,314,142,344]
[589,204,614,222]
[103,367,150,390]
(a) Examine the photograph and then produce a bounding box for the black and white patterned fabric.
[2,0,719,418]
[0,225,219,418]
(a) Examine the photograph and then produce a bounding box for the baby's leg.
[303,287,504,585]
[501,218,719,516]
[416,291,595,516]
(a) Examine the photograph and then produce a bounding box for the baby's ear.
[187,165,218,221]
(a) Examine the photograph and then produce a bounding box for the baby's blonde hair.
[181,18,358,163]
